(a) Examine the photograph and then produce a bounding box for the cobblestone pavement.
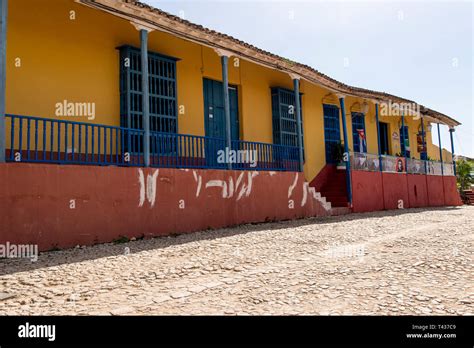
[1,206,473,315]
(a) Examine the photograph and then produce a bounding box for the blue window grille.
[351,112,367,153]
[118,45,179,154]
[271,87,303,161]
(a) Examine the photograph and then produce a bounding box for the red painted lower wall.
[309,164,335,192]
[426,175,445,206]
[442,176,463,206]
[407,174,429,208]
[351,171,384,213]
[0,164,332,251]
[351,170,461,212]
[382,173,410,210]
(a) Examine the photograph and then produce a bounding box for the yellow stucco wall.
[428,141,453,162]
[5,0,444,182]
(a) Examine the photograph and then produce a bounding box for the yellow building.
[0,0,465,251]
[1,0,461,206]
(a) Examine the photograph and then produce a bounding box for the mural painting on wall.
[396,158,405,173]
[381,156,406,173]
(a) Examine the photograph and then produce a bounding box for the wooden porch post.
[140,28,150,167]
[438,123,444,176]
[400,112,406,158]
[293,78,304,173]
[131,22,154,167]
[339,96,352,206]
[221,55,232,170]
[449,127,456,176]
[214,49,233,170]
[421,116,427,173]
[375,102,382,172]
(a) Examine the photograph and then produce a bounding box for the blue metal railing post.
[140,28,150,167]
[449,127,456,176]
[437,123,444,176]
[293,78,304,173]
[220,55,232,170]
[339,96,352,206]
[0,0,7,163]
[401,112,408,173]
[375,103,382,172]
[400,112,405,156]
[421,116,427,173]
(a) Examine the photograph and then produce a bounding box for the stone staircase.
[319,169,349,208]
[464,190,474,205]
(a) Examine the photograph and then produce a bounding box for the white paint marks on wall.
[203,171,259,200]
[288,173,299,198]
[301,182,308,207]
[228,177,235,198]
[236,172,259,201]
[193,170,202,197]
[206,180,228,198]
[246,172,259,197]
[235,172,245,191]
[138,169,159,208]
[139,170,146,206]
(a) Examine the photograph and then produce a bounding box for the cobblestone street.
[1,206,473,315]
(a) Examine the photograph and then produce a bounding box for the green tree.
[456,159,473,201]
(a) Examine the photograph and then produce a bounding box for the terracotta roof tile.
[83,0,460,126]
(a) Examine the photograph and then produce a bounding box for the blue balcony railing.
[6,114,145,166]
[5,114,299,172]
[149,131,299,171]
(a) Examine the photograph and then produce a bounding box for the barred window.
[271,87,304,154]
[119,45,179,137]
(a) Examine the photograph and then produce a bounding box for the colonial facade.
[0,0,462,250]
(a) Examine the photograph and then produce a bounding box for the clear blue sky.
[144,0,473,158]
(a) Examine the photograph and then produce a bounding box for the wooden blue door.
[323,104,341,163]
[203,78,239,167]
[379,122,389,155]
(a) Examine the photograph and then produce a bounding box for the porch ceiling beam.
[0,0,7,163]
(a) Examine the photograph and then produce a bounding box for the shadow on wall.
[0,206,463,276]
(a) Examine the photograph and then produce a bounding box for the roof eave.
[76,0,462,127]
